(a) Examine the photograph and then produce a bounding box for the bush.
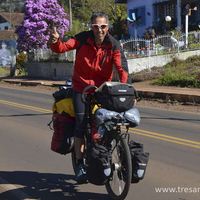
[0,67,10,77]
[154,70,200,87]
[16,52,28,75]
[154,57,200,88]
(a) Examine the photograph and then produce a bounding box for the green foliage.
[189,43,200,49]
[16,52,28,75]
[154,56,200,88]
[155,69,199,87]
[66,19,88,37]
[0,67,10,77]
[63,0,127,38]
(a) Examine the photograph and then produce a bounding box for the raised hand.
[51,26,59,44]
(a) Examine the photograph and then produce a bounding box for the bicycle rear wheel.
[105,134,132,200]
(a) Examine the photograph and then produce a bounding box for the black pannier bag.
[95,82,136,112]
[86,143,112,185]
[52,87,73,102]
[129,140,149,183]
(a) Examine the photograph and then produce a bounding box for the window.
[128,6,146,26]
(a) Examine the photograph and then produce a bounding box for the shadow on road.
[0,171,110,200]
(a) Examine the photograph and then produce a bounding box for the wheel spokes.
[108,139,127,195]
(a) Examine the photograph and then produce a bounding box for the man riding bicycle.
[50,12,128,184]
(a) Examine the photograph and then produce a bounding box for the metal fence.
[28,48,75,62]
[121,31,200,59]
[29,31,200,61]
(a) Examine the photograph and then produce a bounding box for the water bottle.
[104,163,111,177]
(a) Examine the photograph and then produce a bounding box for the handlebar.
[81,85,97,103]
[81,82,140,105]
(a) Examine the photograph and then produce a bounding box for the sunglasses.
[91,24,108,30]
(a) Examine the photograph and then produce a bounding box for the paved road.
[0,86,200,200]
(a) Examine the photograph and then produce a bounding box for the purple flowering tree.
[16,0,69,51]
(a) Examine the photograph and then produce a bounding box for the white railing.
[28,48,75,62]
[28,31,200,61]
[121,31,200,59]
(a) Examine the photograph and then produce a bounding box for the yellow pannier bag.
[52,98,100,117]
[92,104,99,114]
[52,98,75,117]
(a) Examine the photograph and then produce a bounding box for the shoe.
[75,163,88,184]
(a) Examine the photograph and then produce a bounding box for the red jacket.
[51,31,128,92]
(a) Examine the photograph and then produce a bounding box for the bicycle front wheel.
[105,134,132,200]
[71,149,77,174]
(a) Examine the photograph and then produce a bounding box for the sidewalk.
[134,81,200,104]
[1,77,200,104]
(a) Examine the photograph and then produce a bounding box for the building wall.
[0,22,11,30]
[25,42,200,78]
[25,50,200,79]
[127,0,154,37]
[26,62,74,80]
[127,49,200,73]
[127,0,200,37]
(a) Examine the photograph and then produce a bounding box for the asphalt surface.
[0,86,199,200]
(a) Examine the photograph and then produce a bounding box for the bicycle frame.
[71,83,137,200]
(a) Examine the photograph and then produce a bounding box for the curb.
[1,79,200,105]
[2,79,54,87]
[138,90,200,105]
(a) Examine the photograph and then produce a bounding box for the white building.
[0,12,23,68]
[0,12,24,31]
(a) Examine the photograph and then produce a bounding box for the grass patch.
[154,56,200,88]
[0,67,10,77]
[154,70,200,87]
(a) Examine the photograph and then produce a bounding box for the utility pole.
[185,4,198,48]
[9,0,12,29]
[176,0,181,30]
[69,0,72,31]
[185,13,189,48]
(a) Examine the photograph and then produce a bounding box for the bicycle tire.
[71,150,77,174]
[71,135,88,174]
[105,134,132,200]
